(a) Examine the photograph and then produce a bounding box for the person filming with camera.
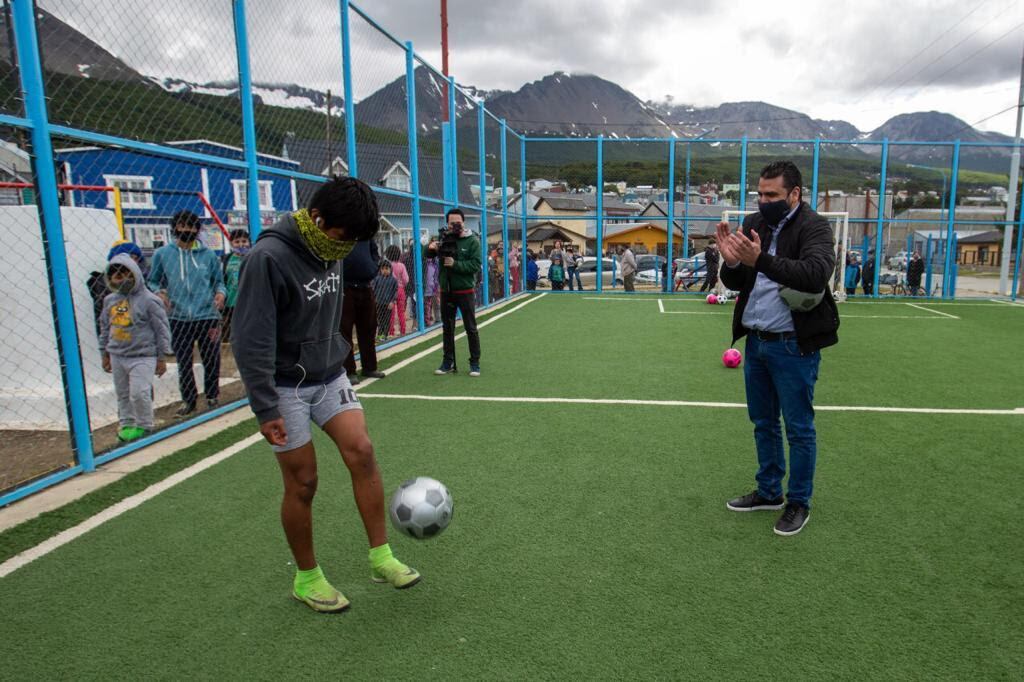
[430,208,483,377]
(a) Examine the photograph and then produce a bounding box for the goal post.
[720,210,850,302]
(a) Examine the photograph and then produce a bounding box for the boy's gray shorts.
[272,373,362,453]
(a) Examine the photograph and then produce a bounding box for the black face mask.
[758,199,791,226]
[176,230,199,243]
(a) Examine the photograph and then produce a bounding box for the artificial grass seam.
[0,418,258,565]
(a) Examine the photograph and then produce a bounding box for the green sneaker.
[371,559,421,589]
[292,580,351,614]
[117,426,146,442]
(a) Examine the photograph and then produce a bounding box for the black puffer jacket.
[720,202,840,353]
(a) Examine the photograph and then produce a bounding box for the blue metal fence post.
[596,135,604,292]
[520,135,527,287]
[340,0,358,177]
[1013,186,1024,300]
[872,139,889,297]
[448,76,458,207]
[500,120,511,291]
[943,140,961,298]
[739,136,748,212]
[666,140,676,292]
[811,137,821,210]
[477,104,489,305]
[405,42,425,330]
[232,0,262,238]
[683,143,691,259]
[441,124,452,202]
[11,0,94,470]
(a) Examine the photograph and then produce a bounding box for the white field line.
[356,293,547,390]
[658,298,665,313]
[0,294,547,579]
[360,392,1024,417]
[904,302,960,319]
[842,315,952,320]
[0,433,264,578]
[989,298,1024,306]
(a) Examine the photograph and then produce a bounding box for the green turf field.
[1,293,1021,679]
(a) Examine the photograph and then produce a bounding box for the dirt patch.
[1,344,247,496]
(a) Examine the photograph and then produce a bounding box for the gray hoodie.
[99,254,173,357]
[231,213,351,423]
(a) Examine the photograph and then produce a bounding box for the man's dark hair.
[308,176,380,241]
[171,210,201,229]
[228,229,249,242]
[384,244,401,261]
[445,207,465,223]
[760,161,803,198]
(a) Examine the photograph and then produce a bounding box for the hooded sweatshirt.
[231,213,351,423]
[147,240,226,322]
[99,254,172,357]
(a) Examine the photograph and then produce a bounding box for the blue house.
[55,140,301,252]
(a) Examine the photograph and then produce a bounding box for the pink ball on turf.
[706,294,718,304]
[722,348,742,368]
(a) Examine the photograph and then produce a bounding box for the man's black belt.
[750,329,796,342]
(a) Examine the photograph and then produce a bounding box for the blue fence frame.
[1,0,1022,507]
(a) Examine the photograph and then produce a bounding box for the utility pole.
[1000,38,1023,296]
[440,0,449,120]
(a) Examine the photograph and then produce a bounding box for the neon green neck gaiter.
[294,209,356,261]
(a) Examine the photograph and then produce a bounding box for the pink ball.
[722,348,742,368]
[706,294,718,304]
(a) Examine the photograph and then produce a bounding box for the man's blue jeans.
[743,333,821,507]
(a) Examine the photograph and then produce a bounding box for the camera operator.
[429,208,482,377]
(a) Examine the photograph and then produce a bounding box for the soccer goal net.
[720,210,851,302]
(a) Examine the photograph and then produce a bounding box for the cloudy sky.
[44,0,1024,135]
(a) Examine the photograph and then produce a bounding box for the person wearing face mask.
[147,210,227,417]
[715,161,839,537]
[230,176,420,614]
[99,254,172,443]
[221,229,251,343]
[429,208,483,376]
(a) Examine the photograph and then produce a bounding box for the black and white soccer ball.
[778,286,824,312]
[388,477,454,539]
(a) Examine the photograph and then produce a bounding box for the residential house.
[282,139,480,250]
[55,140,301,251]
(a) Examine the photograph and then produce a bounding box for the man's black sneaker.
[175,403,196,418]
[726,490,785,512]
[347,373,362,385]
[434,361,456,375]
[774,503,810,536]
[361,370,386,379]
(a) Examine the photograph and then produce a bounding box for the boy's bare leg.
[275,443,319,570]
[321,409,386,547]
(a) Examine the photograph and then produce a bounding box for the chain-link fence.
[0,0,1021,506]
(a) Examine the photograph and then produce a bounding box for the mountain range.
[0,8,1015,174]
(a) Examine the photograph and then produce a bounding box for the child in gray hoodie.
[100,254,173,442]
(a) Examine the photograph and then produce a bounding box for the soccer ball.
[722,348,742,368]
[706,294,718,304]
[778,285,824,312]
[717,294,729,305]
[389,477,454,539]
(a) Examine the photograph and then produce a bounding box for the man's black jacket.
[720,201,840,354]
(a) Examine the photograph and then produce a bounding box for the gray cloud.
[31,0,1024,134]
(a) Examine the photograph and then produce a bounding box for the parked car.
[634,255,668,285]
[672,254,708,290]
[888,251,908,270]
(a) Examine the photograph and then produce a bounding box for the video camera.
[433,224,461,261]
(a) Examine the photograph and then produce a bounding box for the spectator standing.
[147,210,225,416]
[906,251,925,296]
[340,240,386,384]
[385,244,409,337]
[373,261,398,341]
[619,245,637,291]
[221,229,250,342]
[861,250,876,296]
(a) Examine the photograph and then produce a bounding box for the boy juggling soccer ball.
[231,177,419,614]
